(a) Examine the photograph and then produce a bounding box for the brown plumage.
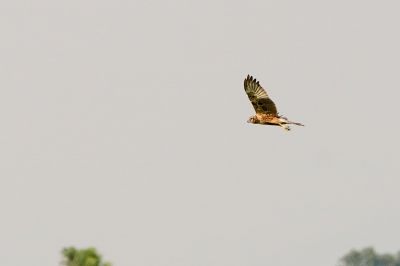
[244,75,304,131]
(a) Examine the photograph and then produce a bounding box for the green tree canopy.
[62,247,112,266]
[339,247,400,266]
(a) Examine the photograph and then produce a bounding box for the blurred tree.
[61,247,112,266]
[339,247,400,266]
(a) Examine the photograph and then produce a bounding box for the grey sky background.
[1,1,399,266]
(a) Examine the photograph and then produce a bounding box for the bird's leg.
[279,124,291,131]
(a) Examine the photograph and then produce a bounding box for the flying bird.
[244,75,304,131]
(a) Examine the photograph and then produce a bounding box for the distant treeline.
[60,246,400,266]
[339,247,400,266]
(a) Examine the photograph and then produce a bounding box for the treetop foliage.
[339,247,400,266]
[62,247,112,266]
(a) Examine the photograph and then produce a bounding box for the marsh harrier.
[244,75,304,131]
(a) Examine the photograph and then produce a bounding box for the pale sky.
[1,1,400,266]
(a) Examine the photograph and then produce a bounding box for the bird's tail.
[279,117,304,126]
[287,121,304,126]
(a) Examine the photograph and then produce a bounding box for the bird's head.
[247,116,258,124]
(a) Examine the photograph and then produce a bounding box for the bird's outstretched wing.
[244,75,278,115]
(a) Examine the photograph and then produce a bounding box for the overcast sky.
[1,1,399,266]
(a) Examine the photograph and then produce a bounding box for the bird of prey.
[244,75,304,131]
